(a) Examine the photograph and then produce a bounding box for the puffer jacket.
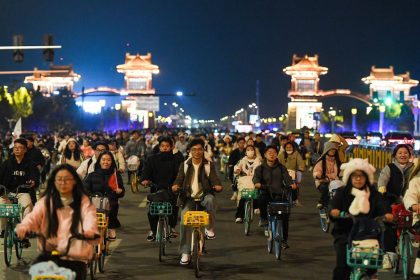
[16,196,99,262]
[403,173,420,225]
[83,168,125,200]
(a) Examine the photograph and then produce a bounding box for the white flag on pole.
[13,118,22,138]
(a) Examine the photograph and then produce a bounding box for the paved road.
[0,169,415,280]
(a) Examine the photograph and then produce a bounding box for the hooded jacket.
[253,159,293,196]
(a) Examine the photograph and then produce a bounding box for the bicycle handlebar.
[0,184,32,197]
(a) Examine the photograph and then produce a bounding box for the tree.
[11,87,33,119]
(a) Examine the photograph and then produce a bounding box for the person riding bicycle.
[140,136,184,242]
[83,151,125,240]
[253,145,294,249]
[403,160,420,275]
[313,141,341,209]
[76,141,109,180]
[377,143,414,269]
[234,145,261,223]
[329,158,392,280]
[16,164,99,280]
[0,138,39,247]
[171,138,223,265]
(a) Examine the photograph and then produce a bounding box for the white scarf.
[349,187,370,216]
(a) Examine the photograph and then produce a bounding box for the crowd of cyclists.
[0,128,419,279]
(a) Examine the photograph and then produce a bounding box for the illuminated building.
[116,52,160,128]
[24,64,80,96]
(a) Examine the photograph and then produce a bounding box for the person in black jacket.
[140,137,184,242]
[329,158,393,280]
[0,138,39,246]
[83,151,124,240]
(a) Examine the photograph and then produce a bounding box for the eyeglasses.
[191,148,203,152]
[55,177,74,184]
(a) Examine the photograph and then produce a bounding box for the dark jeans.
[318,182,329,207]
[34,254,87,280]
[109,199,121,229]
[383,223,397,253]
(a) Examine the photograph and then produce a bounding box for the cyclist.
[253,145,294,248]
[329,158,392,280]
[76,141,109,180]
[83,151,125,240]
[108,139,126,174]
[403,161,420,275]
[0,138,38,247]
[124,131,145,183]
[171,138,223,265]
[140,136,184,241]
[59,138,84,169]
[228,137,246,200]
[377,144,414,269]
[16,164,99,280]
[329,134,349,164]
[313,142,341,209]
[234,145,261,223]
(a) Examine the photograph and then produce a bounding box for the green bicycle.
[0,184,31,266]
[240,189,259,236]
[150,202,173,262]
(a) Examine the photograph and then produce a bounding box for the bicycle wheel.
[157,219,164,262]
[130,173,138,193]
[15,238,23,260]
[401,233,411,280]
[244,200,252,236]
[4,223,13,266]
[266,220,273,254]
[193,230,201,278]
[274,219,282,260]
[319,208,329,233]
[393,245,401,274]
[98,230,108,273]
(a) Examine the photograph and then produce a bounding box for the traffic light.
[43,34,54,62]
[12,35,24,62]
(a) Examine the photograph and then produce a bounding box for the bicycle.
[29,233,100,280]
[90,193,110,274]
[127,155,140,193]
[392,203,418,280]
[266,191,292,260]
[319,180,343,233]
[183,198,210,278]
[240,189,259,236]
[150,201,172,262]
[0,184,32,266]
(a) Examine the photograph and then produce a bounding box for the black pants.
[109,199,121,229]
[383,223,397,253]
[34,254,87,280]
[318,183,329,207]
[235,198,259,219]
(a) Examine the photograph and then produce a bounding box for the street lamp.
[351,108,357,132]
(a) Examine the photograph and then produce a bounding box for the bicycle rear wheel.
[4,223,13,266]
[274,220,282,260]
[401,233,411,280]
[193,230,201,278]
[244,200,252,236]
[319,208,329,233]
[157,219,164,262]
[15,239,23,260]
[266,220,273,254]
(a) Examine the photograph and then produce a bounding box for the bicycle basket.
[267,201,291,216]
[150,202,172,216]
[0,203,21,218]
[33,276,67,280]
[127,155,140,171]
[346,244,384,269]
[183,211,209,227]
[96,212,108,229]
[240,189,259,199]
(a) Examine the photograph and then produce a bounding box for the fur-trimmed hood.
[341,158,376,185]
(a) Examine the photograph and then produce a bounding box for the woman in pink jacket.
[16,164,99,280]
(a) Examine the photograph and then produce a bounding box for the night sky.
[1,0,420,119]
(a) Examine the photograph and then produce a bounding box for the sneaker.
[259,218,268,227]
[235,217,243,223]
[146,231,155,242]
[264,228,269,237]
[230,192,238,201]
[294,200,303,207]
[281,241,290,250]
[0,230,4,238]
[108,229,116,240]
[382,253,392,269]
[180,253,190,265]
[254,208,260,215]
[205,228,216,240]
[22,238,31,248]
[316,203,323,209]
[414,258,420,275]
